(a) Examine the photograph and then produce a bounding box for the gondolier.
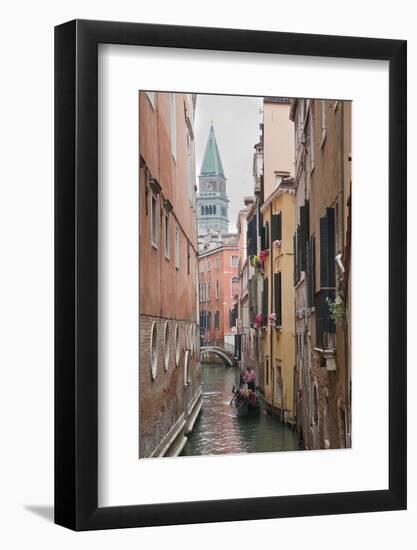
[244,366,256,391]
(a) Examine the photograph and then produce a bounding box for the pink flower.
[259,249,270,265]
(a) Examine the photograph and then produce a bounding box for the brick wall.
[139,315,200,458]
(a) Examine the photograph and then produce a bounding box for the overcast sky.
[194,94,262,232]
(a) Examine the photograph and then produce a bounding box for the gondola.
[230,385,260,417]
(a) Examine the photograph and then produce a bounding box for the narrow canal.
[182,363,300,456]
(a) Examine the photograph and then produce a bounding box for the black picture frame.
[55,19,407,531]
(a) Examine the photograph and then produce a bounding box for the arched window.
[201,206,204,216]
[207,311,211,330]
[163,321,170,371]
[184,350,190,387]
[213,205,216,215]
[150,322,158,380]
[175,324,180,367]
[209,205,212,215]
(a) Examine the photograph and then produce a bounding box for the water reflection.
[182,363,300,457]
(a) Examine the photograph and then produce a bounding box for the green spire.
[200,124,225,178]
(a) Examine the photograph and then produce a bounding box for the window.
[151,192,158,248]
[215,257,219,270]
[150,322,158,380]
[271,212,282,242]
[231,276,240,298]
[274,272,282,326]
[146,91,155,109]
[320,207,335,288]
[215,280,219,299]
[263,222,270,250]
[231,255,238,267]
[213,205,216,215]
[207,311,211,330]
[262,276,269,316]
[184,350,190,387]
[214,310,220,330]
[201,206,204,216]
[163,321,170,371]
[170,93,177,160]
[207,259,211,272]
[174,226,180,270]
[321,100,328,146]
[207,282,211,300]
[221,206,226,217]
[164,211,170,259]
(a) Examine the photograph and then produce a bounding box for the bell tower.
[197,124,229,233]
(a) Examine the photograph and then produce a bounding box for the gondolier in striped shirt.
[244,366,256,391]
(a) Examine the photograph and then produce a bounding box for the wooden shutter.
[307,235,316,307]
[300,205,307,271]
[293,233,297,286]
[320,215,329,287]
[274,272,282,326]
[320,208,335,288]
[326,207,335,287]
[260,225,265,250]
[265,221,270,249]
[262,277,269,316]
[278,212,282,240]
[271,213,279,241]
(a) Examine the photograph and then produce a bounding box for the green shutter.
[293,233,297,286]
[274,272,282,326]
[265,221,270,249]
[320,208,335,288]
[278,212,282,241]
[327,207,335,287]
[320,215,329,287]
[262,277,269,316]
[271,213,279,241]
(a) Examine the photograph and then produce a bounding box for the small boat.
[230,385,260,417]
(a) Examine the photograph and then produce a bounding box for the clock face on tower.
[205,181,216,192]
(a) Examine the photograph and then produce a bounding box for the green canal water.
[182,363,300,456]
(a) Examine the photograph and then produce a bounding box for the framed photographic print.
[55,20,407,530]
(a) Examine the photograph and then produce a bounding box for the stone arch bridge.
[200,345,236,367]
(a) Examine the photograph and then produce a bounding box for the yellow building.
[260,179,296,424]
